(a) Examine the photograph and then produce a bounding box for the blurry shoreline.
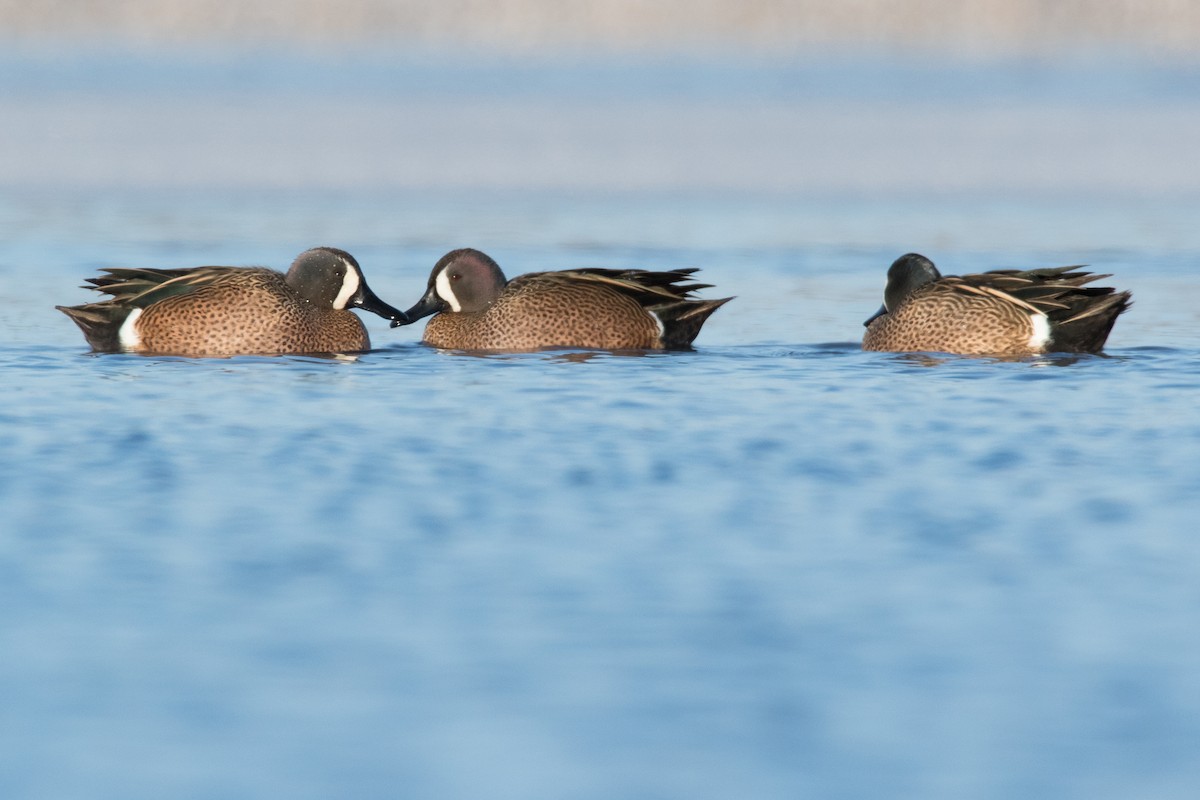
[2,0,1200,59]
[1,45,1199,205]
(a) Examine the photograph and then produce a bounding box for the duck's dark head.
[864,253,942,326]
[396,248,507,326]
[288,247,408,324]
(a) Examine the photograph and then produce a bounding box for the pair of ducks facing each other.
[57,248,1132,358]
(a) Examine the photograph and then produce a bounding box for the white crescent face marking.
[1028,312,1051,351]
[435,268,462,313]
[118,307,143,350]
[332,260,361,310]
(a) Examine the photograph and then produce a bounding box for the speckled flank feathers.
[863,253,1132,356]
[400,248,731,351]
[56,247,407,357]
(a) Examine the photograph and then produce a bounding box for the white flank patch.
[649,309,665,339]
[118,307,143,350]
[332,261,361,310]
[436,268,462,312]
[1028,312,1052,351]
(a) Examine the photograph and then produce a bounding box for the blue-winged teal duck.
[863,253,1132,355]
[57,247,407,356]
[395,248,732,351]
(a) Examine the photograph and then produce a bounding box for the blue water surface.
[2,51,1200,800]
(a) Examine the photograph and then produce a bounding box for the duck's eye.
[450,273,462,281]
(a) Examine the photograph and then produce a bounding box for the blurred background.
[4,0,1200,254]
[4,5,1200,800]
[5,0,1200,54]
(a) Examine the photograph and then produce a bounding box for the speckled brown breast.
[134,271,370,356]
[423,276,665,351]
[862,286,1039,356]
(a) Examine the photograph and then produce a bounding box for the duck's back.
[863,267,1131,356]
[423,271,666,351]
[140,271,368,355]
[862,283,1038,355]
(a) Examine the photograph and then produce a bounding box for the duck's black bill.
[352,282,409,325]
[392,286,448,328]
[863,304,887,327]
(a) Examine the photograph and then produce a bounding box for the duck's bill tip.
[399,290,448,326]
[352,283,410,325]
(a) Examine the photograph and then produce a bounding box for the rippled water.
[3,51,1200,799]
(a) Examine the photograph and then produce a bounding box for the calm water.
[3,50,1200,799]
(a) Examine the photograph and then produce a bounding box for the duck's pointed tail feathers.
[55,303,130,352]
[1048,289,1133,353]
[654,296,734,349]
